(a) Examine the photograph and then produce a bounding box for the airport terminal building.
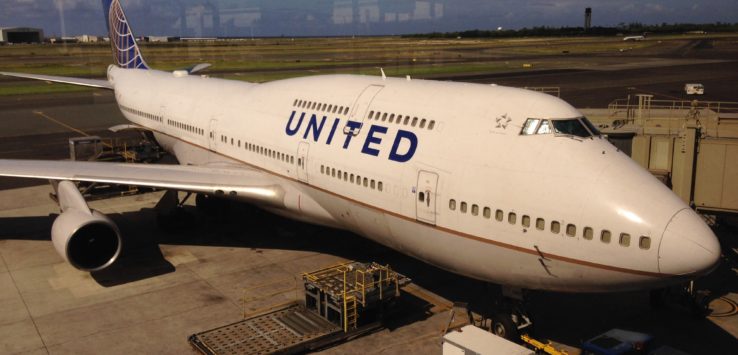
[0,27,44,44]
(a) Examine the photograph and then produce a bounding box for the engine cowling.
[51,181,122,272]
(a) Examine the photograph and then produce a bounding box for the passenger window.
[378,182,383,191]
[419,192,425,202]
[449,199,456,211]
[350,174,355,183]
[389,114,395,123]
[404,117,410,125]
[363,177,368,187]
[601,230,611,243]
[583,227,594,240]
[382,113,388,121]
[429,120,436,130]
[337,170,342,178]
[551,221,561,234]
[370,180,376,189]
[495,210,503,221]
[566,224,576,237]
[420,119,427,128]
[536,218,545,230]
[412,117,418,126]
[331,168,336,177]
[639,236,651,250]
[344,172,348,181]
[369,111,374,119]
[344,107,349,115]
[619,233,631,247]
[460,202,468,213]
[471,204,479,216]
[483,207,491,219]
[522,215,530,228]
[508,213,516,225]
[321,165,325,174]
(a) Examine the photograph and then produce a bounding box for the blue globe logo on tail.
[102,0,149,69]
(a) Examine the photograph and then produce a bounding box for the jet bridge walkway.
[188,261,410,355]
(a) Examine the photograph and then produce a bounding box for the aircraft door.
[297,142,309,182]
[343,85,384,136]
[416,170,439,225]
[158,105,166,128]
[208,118,218,150]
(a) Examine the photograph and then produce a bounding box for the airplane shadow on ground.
[2,202,737,352]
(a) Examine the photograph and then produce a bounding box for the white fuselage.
[108,66,720,292]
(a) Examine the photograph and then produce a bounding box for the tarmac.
[1,55,738,354]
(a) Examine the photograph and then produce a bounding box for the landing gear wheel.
[491,313,519,342]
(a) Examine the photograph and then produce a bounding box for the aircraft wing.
[0,72,113,90]
[0,159,284,207]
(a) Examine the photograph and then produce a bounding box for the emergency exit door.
[297,142,309,182]
[416,171,439,225]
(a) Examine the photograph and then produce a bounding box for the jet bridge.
[582,96,738,218]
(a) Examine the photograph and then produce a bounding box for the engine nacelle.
[51,181,122,272]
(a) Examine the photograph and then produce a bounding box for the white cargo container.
[442,325,534,355]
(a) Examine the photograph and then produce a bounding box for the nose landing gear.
[649,281,712,317]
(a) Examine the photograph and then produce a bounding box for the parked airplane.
[623,35,646,41]
[0,0,721,338]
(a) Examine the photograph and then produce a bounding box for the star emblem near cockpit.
[496,113,512,129]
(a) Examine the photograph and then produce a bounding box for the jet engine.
[51,181,122,271]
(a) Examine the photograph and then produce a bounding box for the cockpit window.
[580,117,601,136]
[520,117,600,138]
[552,119,591,138]
[537,120,552,134]
[521,118,541,135]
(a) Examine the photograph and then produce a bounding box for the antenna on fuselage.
[379,68,386,80]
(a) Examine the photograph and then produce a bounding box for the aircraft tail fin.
[102,0,149,69]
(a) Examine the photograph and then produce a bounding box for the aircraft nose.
[658,208,721,275]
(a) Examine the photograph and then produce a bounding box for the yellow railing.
[303,261,401,332]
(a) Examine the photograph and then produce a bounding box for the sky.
[1,0,737,37]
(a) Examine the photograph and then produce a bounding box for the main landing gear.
[476,286,534,341]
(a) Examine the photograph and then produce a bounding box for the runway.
[1,51,737,354]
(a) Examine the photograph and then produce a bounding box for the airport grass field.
[1,33,737,96]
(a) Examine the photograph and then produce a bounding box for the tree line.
[403,22,738,38]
